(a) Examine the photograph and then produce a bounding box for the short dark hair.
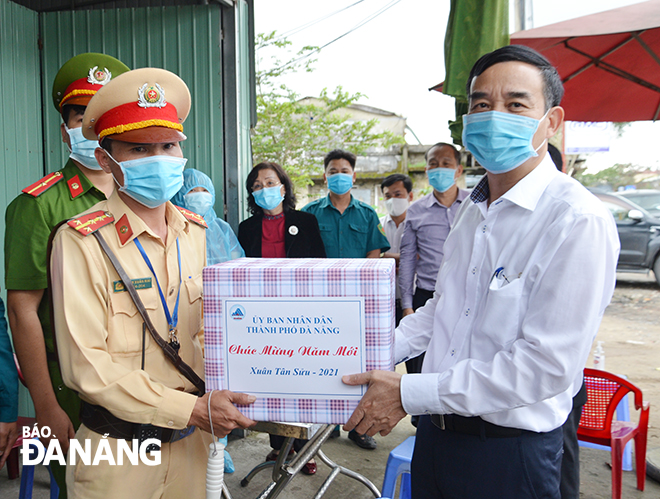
[99,137,113,153]
[323,149,356,170]
[62,104,86,126]
[381,174,412,193]
[547,143,563,171]
[425,142,461,164]
[246,162,296,216]
[467,45,564,111]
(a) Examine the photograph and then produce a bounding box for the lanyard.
[134,238,182,349]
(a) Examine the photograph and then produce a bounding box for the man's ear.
[455,164,464,179]
[95,148,113,174]
[545,106,565,138]
[408,191,414,202]
[60,123,70,146]
[323,172,328,184]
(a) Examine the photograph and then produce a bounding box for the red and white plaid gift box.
[203,258,395,424]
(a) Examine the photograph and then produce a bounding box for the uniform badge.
[87,66,112,86]
[288,225,299,236]
[113,277,152,293]
[116,214,134,245]
[138,83,166,108]
[67,175,84,198]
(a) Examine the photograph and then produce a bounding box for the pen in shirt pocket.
[491,267,523,287]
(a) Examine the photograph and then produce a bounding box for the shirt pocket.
[184,274,203,338]
[346,223,369,254]
[472,278,524,355]
[318,223,338,255]
[108,288,159,355]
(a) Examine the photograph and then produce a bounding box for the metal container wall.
[0,0,43,419]
[0,0,42,297]
[40,4,225,201]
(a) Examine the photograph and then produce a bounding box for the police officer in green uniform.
[4,53,129,497]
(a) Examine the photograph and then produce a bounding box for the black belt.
[430,414,524,438]
[81,401,195,443]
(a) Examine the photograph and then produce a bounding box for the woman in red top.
[238,162,325,474]
[238,162,326,259]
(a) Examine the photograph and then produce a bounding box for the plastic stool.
[382,436,415,499]
[19,439,59,499]
[578,388,633,471]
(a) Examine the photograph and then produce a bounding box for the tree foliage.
[252,32,403,190]
[574,163,642,190]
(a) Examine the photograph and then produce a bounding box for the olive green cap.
[52,53,130,113]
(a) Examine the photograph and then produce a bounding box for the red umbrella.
[510,0,660,122]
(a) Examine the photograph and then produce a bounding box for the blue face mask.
[427,167,456,193]
[183,190,214,217]
[327,173,353,195]
[253,184,284,211]
[462,110,547,174]
[66,126,102,170]
[110,154,187,209]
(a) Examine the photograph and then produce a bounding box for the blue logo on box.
[230,305,246,320]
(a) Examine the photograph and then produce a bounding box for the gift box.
[203,258,395,424]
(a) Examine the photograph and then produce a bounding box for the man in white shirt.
[379,174,413,326]
[342,45,619,499]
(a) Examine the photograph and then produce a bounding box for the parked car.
[618,189,660,218]
[593,192,660,286]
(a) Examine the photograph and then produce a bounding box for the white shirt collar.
[499,153,558,212]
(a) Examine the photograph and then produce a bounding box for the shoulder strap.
[175,205,208,228]
[68,210,115,236]
[92,231,205,394]
[22,171,64,197]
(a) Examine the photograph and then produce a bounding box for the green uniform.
[301,194,390,258]
[4,160,106,495]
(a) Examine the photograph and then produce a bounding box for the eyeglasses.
[251,180,282,192]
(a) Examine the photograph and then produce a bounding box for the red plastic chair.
[7,416,36,480]
[578,368,650,499]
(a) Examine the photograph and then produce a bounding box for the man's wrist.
[188,396,205,427]
[32,392,62,416]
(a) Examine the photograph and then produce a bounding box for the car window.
[622,194,660,213]
[601,200,635,223]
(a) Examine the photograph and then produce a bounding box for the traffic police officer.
[4,53,129,496]
[50,67,255,498]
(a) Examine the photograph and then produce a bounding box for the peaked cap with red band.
[52,53,130,113]
[82,67,190,144]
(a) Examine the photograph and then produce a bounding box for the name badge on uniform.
[113,277,153,293]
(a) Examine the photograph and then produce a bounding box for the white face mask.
[65,125,102,170]
[385,197,409,217]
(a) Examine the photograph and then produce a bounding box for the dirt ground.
[593,272,660,447]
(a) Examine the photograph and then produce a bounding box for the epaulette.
[67,210,115,236]
[22,171,64,197]
[175,205,208,228]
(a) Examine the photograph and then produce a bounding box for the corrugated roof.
[9,0,217,13]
